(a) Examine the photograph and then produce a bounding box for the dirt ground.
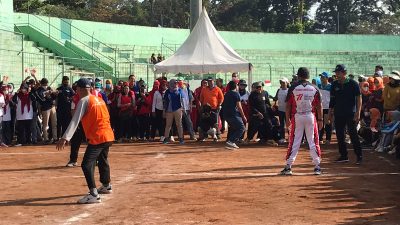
[0,139,399,225]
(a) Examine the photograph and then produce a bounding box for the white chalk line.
[5,171,397,181]
[62,172,136,225]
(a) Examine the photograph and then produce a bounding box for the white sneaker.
[77,193,101,204]
[14,144,22,147]
[278,139,286,144]
[66,162,78,167]
[170,136,175,142]
[375,146,384,153]
[159,136,165,142]
[97,184,112,194]
[388,147,396,155]
[225,141,239,150]
[345,137,351,144]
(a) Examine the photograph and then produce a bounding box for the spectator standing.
[200,77,224,139]
[136,83,152,140]
[56,76,74,139]
[222,81,247,149]
[274,77,289,144]
[37,78,57,144]
[329,64,363,164]
[163,79,184,144]
[179,80,196,140]
[318,72,332,145]
[117,85,135,142]
[1,85,12,146]
[151,80,167,142]
[13,84,34,146]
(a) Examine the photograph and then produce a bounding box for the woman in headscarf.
[12,84,34,146]
[366,77,384,132]
[162,79,184,144]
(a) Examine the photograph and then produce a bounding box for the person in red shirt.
[137,83,152,140]
[193,79,208,130]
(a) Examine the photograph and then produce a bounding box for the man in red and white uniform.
[280,67,323,175]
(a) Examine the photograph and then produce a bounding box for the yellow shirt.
[383,85,400,111]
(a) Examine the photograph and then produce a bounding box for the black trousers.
[138,114,151,139]
[119,112,131,139]
[334,114,362,159]
[17,119,32,145]
[2,120,13,145]
[319,109,332,141]
[278,111,286,140]
[247,115,273,141]
[57,109,72,139]
[151,109,165,138]
[69,124,85,163]
[81,142,112,190]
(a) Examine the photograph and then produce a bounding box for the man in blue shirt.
[222,81,247,149]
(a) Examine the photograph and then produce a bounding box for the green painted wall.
[0,0,14,31]
[14,13,400,52]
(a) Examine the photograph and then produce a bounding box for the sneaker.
[97,184,112,194]
[280,166,292,175]
[170,136,175,142]
[160,136,165,142]
[314,166,322,175]
[388,147,396,155]
[66,162,78,167]
[0,143,8,147]
[163,139,169,144]
[190,136,197,141]
[334,156,349,163]
[356,157,362,165]
[14,144,22,147]
[213,135,218,142]
[278,139,286,144]
[179,138,185,145]
[371,127,378,133]
[77,193,101,204]
[225,141,239,150]
[375,146,384,153]
[345,137,351,144]
[332,129,336,134]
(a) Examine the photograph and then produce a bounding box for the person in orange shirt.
[57,78,114,204]
[200,77,224,138]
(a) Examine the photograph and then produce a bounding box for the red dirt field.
[0,140,399,225]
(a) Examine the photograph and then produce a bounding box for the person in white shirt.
[318,72,332,145]
[178,80,196,140]
[274,77,289,144]
[0,86,6,148]
[1,85,13,146]
[12,84,34,146]
[151,80,167,141]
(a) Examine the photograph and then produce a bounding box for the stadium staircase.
[14,14,114,79]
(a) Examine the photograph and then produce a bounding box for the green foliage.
[13,0,400,35]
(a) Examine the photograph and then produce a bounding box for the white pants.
[286,113,321,166]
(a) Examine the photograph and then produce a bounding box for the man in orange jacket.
[57,78,114,204]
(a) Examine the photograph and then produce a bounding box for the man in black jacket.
[37,78,58,144]
[56,76,74,139]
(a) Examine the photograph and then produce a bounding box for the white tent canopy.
[154,8,251,74]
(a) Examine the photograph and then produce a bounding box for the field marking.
[62,172,136,225]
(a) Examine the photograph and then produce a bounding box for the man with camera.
[37,78,58,144]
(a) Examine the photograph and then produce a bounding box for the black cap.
[297,67,309,78]
[239,79,247,86]
[62,76,69,81]
[207,76,213,81]
[76,78,91,88]
[333,64,347,72]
